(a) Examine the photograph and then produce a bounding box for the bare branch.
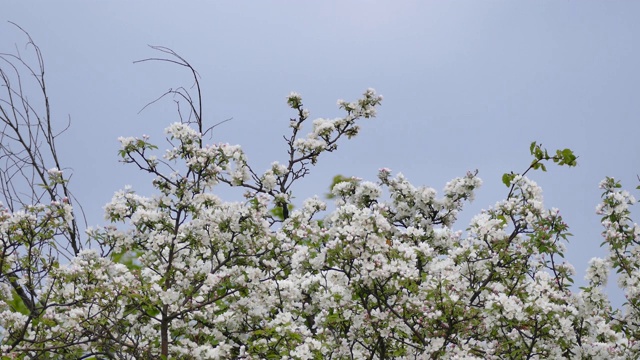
[0,23,88,350]
[135,45,204,136]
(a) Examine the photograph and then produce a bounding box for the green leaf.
[502,172,516,187]
[7,289,31,315]
[562,148,577,166]
[270,204,294,220]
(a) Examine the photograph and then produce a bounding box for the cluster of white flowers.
[46,167,64,182]
[165,122,201,143]
[293,137,326,154]
[586,257,610,287]
[337,88,383,119]
[117,136,138,148]
[260,162,289,192]
[311,118,335,138]
[287,92,302,109]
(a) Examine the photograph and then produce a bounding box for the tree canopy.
[1,28,639,360]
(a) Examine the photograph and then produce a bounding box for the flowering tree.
[1,30,640,359]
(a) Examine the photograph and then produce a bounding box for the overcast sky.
[3,2,640,306]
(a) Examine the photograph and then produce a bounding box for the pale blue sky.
[3,1,640,305]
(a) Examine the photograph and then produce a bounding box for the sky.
[3,1,640,306]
